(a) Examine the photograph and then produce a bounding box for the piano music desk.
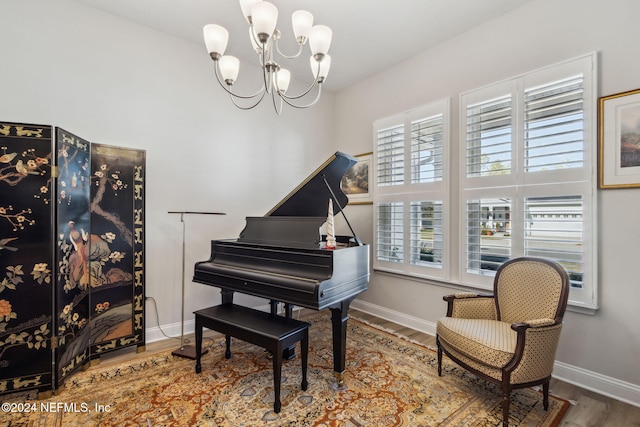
[194,304,310,413]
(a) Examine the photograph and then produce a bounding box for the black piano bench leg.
[195,314,203,374]
[301,331,309,391]
[225,335,232,359]
[273,347,283,413]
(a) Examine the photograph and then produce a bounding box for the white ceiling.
[72,0,534,92]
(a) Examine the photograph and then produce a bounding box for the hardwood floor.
[93,308,640,427]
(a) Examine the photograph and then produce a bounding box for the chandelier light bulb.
[309,25,332,60]
[251,1,278,44]
[292,10,313,44]
[239,0,262,24]
[203,24,229,60]
[276,69,291,93]
[219,55,240,85]
[310,54,331,82]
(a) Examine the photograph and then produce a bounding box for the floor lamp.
[168,211,225,359]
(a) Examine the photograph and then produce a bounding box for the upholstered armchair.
[436,257,569,427]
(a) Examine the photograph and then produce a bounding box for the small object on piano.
[326,198,336,250]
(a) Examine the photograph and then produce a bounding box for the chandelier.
[203,0,332,114]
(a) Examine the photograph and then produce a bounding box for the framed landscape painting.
[341,152,372,204]
[599,87,640,188]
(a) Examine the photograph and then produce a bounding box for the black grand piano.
[193,151,370,386]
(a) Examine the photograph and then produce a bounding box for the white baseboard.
[552,361,640,408]
[351,299,437,336]
[350,299,640,408]
[145,319,195,344]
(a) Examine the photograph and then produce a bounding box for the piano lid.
[266,151,357,217]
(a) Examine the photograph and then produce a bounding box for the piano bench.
[193,303,310,413]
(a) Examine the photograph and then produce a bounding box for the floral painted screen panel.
[0,122,54,395]
[89,143,145,356]
[54,128,92,387]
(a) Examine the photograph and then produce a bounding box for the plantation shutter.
[376,202,404,262]
[377,124,404,186]
[411,115,444,183]
[465,198,512,274]
[524,196,584,288]
[524,75,585,172]
[410,201,443,267]
[466,95,512,178]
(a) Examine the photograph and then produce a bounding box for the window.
[460,53,597,309]
[373,53,597,311]
[374,99,449,280]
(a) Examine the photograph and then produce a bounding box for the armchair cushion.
[437,317,516,369]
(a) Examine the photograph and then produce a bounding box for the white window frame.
[371,53,598,312]
[459,53,598,311]
[373,99,451,281]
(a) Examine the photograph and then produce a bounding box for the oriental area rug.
[0,313,569,426]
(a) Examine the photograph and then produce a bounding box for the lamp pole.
[168,211,225,359]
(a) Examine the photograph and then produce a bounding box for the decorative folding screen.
[54,128,92,387]
[0,122,145,396]
[89,143,145,358]
[0,122,54,395]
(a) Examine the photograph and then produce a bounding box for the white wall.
[336,0,640,405]
[0,0,336,335]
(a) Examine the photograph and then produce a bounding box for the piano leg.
[270,300,297,360]
[221,289,234,305]
[282,303,296,359]
[330,299,351,390]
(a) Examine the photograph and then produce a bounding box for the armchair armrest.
[511,318,557,331]
[507,320,564,383]
[443,293,496,319]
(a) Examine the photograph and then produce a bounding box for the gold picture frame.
[341,152,373,205]
[598,87,640,188]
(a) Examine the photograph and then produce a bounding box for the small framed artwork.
[341,152,373,204]
[599,87,640,188]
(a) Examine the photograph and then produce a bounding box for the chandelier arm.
[249,24,265,53]
[213,63,266,99]
[230,89,268,110]
[277,83,322,109]
[276,62,323,100]
[249,24,276,94]
[271,90,284,115]
[278,78,321,101]
[274,37,304,60]
[272,63,321,101]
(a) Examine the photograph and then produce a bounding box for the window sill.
[373,268,598,315]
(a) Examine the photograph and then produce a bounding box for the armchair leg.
[502,393,510,427]
[543,381,550,410]
[436,340,443,376]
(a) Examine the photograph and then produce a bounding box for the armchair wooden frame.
[436,257,569,427]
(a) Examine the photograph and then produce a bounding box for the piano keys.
[193,151,370,387]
